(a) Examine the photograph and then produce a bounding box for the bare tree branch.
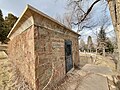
[72,0,101,25]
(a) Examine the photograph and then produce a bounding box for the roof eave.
[7,5,29,38]
[7,4,80,38]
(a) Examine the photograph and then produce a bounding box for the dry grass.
[0,51,33,90]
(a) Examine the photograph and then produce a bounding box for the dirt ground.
[53,52,120,90]
[0,48,120,90]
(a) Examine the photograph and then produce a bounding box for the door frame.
[64,40,73,73]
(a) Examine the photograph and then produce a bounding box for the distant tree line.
[79,29,114,55]
[97,27,114,55]
[0,9,18,43]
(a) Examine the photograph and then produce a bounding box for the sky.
[0,0,115,43]
[77,0,115,43]
[0,0,67,18]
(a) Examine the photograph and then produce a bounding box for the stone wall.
[8,25,36,89]
[33,13,79,90]
[79,52,116,71]
[8,7,79,89]
[8,14,79,90]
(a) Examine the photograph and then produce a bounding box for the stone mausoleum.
[7,5,80,90]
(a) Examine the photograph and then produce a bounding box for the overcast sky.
[0,0,115,43]
[0,0,67,18]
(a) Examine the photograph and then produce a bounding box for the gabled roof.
[8,5,80,38]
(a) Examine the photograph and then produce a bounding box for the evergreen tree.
[0,9,4,43]
[105,38,114,53]
[79,39,87,52]
[87,36,94,52]
[4,13,18,30]
[97,27,106,55]
[0,9,4,26]
[1,13,18,43]
[97,27,114,55]
[97,27,106,43]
